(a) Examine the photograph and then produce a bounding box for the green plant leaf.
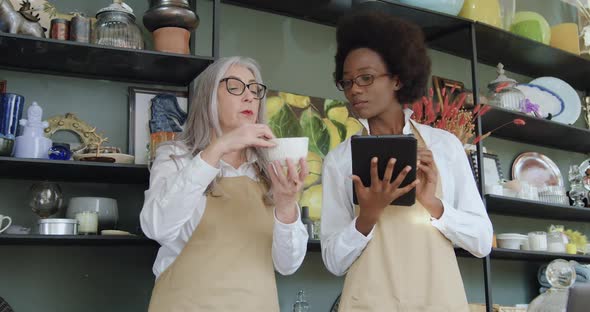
[300,107,330,157]
[268,105,302,138]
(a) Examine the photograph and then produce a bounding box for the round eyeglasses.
[220,77,267,99]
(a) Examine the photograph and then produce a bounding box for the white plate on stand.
[515,83,564,120]
[530,77,581,125]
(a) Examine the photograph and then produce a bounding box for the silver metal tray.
[512,152,563,187]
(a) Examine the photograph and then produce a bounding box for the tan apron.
[148,176,279,312]
[339,124,469,312]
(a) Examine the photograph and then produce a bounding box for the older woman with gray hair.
[141,56,309,311]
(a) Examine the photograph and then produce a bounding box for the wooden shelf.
[0,33,213,86]
[0,234,157,246]
[481,107,590,153]
[0,157,148,184]
[0,236,326,250]
[224,0,590,91]
[491,248,590,262]
[475,23,590,91]
[485,194,590,222]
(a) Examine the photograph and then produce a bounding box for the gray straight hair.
[170,56,274,202]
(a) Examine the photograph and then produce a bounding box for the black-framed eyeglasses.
[220,77,267,99]
[336,73,391,91]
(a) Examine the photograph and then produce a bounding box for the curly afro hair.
[334,12,431,104]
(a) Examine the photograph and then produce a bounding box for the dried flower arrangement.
[407,86,525,145]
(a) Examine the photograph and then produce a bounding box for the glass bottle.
[568,165,586,207]
[528,259,576,312]
[293,290,310,312]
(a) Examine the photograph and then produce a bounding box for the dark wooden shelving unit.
[0,33,213,86]
[485,194,590,222]
[481,107,590,154]
[223,0,590,90]
[491,248,590,262]
[0,234,157,246]
[0,157,148,184]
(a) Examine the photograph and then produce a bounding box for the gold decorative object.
[584,96,590,129]
[44,113,105,149]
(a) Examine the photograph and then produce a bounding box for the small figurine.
[0,0,46,38]
[14,101,52,159]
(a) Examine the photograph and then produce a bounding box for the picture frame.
[128,87,189,165]
[468,151,504,184]
[0,80,6,93]
[432,75,465,106]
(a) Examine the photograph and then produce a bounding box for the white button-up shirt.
[320,109,493,276]
[140,144,308,278]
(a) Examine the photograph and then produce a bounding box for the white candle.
[528,231,548,251]
[76,211,98,235]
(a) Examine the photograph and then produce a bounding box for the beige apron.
[339,124,469,312]
[148,176,279,312]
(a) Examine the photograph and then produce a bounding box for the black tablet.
[351,135,417,206]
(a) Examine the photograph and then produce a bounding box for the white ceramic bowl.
[264,137,308,166]
[497,233,528,250]
[66,197,118,230]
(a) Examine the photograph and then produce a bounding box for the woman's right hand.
[201,124,276,166]
[353,157,418,236]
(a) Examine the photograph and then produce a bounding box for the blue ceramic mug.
[0,93,25,139]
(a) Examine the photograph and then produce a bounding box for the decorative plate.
[530,77,581,125]
[515,84,564,120]
[512,152,564,188]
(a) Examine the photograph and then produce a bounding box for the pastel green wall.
[0,0,586,311]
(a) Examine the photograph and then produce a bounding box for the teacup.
[0,214,12,234]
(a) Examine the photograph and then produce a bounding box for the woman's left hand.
[416,148,443,218]
[269,158,309,223]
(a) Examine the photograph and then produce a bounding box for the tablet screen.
[351,135,417,206]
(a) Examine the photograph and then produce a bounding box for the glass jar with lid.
[92,0,144,49]
[487,63,527,113]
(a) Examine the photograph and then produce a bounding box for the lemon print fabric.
[300,185,323,220]
[265,96,284,119]
[304,152,322,188]
[279,92,311,109]
[265,91,362,221]
[345,117,363,138]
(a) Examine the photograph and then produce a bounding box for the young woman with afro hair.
[320,11,493,311]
